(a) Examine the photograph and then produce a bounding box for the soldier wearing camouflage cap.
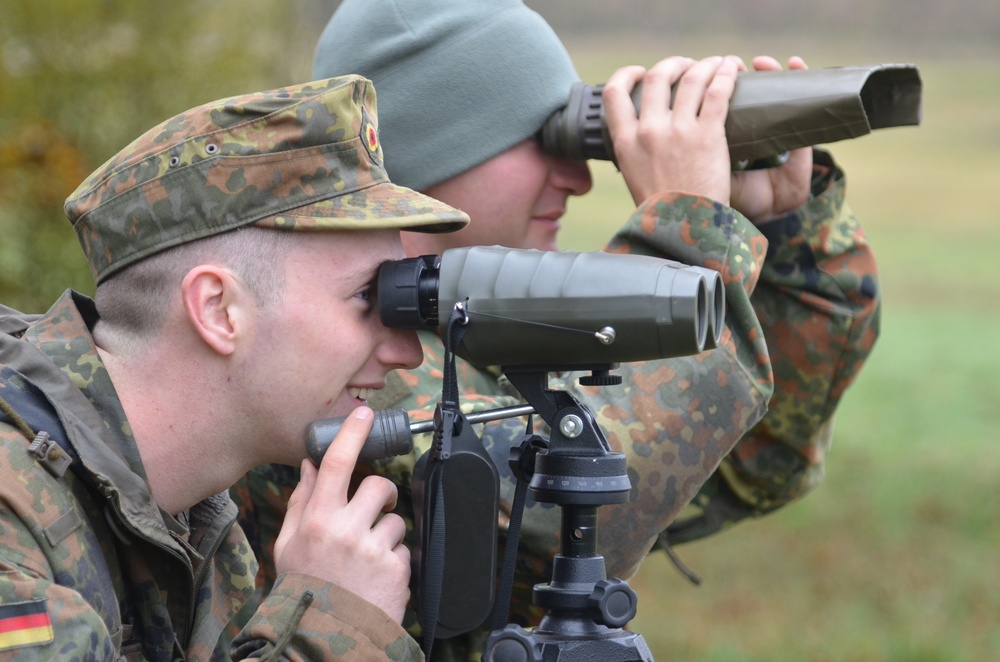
[0,74,467,660]
[231,0,882,658]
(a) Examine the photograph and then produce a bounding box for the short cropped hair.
[93,226,297,354]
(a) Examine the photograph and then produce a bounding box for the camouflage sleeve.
[231,572,422,661]
[560,190,775,580]
[665,149,882,545]
[0,554,117,661]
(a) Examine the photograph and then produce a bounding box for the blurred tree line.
[2,0,996,312]
[540,0,999,50]
[0,1,321,311]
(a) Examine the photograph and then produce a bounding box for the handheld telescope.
[540,63,923,168]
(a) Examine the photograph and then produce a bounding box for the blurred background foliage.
[0,0,1000,309]
[1,0,324,309]
[2,0,996,309]
[3,2,998,660]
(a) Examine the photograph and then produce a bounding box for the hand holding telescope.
[540,63,922,169]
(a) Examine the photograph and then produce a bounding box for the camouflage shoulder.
[0,424,121,658]
[606,192,767,295]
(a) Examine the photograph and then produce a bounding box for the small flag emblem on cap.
[0,599,54,651]
[365,122,379,153]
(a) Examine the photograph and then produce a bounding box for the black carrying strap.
[0,366,80,476]
[419,306,470,659]
[419,472,446,656]
[490,420,536,631]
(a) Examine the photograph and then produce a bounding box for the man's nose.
[379,325,424,371]
[551,157,593,196]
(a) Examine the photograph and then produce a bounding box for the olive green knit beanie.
[312,0,580,192]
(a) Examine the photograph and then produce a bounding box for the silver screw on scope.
[595,326,616,345]
[454,300,470,325]
[559,414,585,438]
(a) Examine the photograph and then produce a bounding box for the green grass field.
[555,47,1000,661]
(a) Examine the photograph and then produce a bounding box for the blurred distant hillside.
[1,0,997,309]
[535,0,998,57]
[285,0,1000,62]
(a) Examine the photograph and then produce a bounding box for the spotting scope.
[377,245,724,369]
[306,246,724,464]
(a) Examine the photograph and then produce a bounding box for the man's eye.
[355,285,375,306]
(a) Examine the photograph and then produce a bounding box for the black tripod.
[483,366,654,662]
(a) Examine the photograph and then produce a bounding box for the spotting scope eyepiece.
[378,246,724,370]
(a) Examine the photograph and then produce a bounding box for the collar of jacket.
[1,290,235,553]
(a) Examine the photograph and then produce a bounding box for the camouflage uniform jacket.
[0,291,422,661]
[232,149,880,658]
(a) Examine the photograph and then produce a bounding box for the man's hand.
[603,54,814,225]
[729,56,814,224]
[274,406,410,622]
[603,55,740,206]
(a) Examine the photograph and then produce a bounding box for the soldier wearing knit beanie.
[313,0,580,192]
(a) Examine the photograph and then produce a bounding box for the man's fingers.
[751,55,808,72]
[698,56,739,126]
[371,510,408,552]
[603,64,647,127]
[751,55,782,72]
[787,56,808,71]
[668,56,718,118]
[638,56,694,117]
[274,459,317,556]
[349,475,400,524]
[311,406,375,507]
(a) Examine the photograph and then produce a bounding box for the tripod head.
[481,366,654,662]
[502,366,630,507]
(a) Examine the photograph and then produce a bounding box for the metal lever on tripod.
[306,404,536,465]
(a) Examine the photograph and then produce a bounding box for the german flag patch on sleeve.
[0,599,54,651]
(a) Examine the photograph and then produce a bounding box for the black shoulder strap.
[0,365,127,651]
[0,366,80,477]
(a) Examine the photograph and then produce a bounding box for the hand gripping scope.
[540,63,923,169]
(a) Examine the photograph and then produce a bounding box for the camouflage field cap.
[64,75,470,283]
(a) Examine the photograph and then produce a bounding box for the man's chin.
[527,221,561,252]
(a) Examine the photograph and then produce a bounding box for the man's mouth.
[533,214,562,225]
[348,387,379,401]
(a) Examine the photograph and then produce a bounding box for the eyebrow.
[331,258,387,290]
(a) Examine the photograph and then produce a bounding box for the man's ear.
[180,265,250,356]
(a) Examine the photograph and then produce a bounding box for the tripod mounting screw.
[588,578,638,628]
[558,414,584,438]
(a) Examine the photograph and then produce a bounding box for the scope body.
[378,246,724,369]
